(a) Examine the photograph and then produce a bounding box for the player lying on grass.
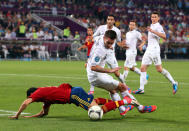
[9,83,157,119]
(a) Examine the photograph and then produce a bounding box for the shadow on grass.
[40,115,189,125]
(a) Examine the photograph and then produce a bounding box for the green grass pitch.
[0,60,188,131]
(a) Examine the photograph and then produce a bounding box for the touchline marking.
[0,73,188,85]
[0,109,30,116]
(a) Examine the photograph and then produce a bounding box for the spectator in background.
[54,31,59,41]
[19,22,26,37]
[52,5,57,16]
[44,31,53,40]
[73,31,80,44]
[37,28,44,39]
[32,28,38,39]
[0,25,5,37]
[5,29,12,39]
[11,28,17,39]
[25,31,32,39]
[63,26,70,38]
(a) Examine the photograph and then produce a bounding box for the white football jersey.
[147,22,165,52]
[93,25,121,50]
[87,37,108,82]
[126,29,142,54]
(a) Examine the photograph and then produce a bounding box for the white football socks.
[123,70,129,79]
[89,84,94,92]
[110,93,126,113]
[139,72,147,91]
[121,90,136,100]
[161,68,176,85]
[134,67,141,75]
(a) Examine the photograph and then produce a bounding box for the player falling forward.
[123,20,148,81]
[92,14,127,86]
[78,27,95,94]
[87,30,156,116]
[9,83,156,119]
[132,12,178,94]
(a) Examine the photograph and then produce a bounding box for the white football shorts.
[90,73,119,91]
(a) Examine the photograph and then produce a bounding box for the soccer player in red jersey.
[78,27,95,94]
[78,27,94,63]
[9,83,156,119]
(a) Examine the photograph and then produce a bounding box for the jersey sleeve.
[157,25,165,34]
[137,32,142,41]
[116,30,121,42]
[29,89,43,102]
[93,26,101,38]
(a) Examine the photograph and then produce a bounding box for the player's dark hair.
[107,14,115,18]
[130,20,136,23]
[87,26,93,30]
[27,87,38,97]
[104,30,117,40]
[151,11,160,16]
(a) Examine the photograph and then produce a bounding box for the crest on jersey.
[95,56,100,62]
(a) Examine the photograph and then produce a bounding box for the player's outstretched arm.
[78,45,87,51]
[91,65,121,73]
[9,98,33,119]
[23,103,51,118]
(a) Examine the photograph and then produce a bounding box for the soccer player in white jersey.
[132,12,178,94]
[123,20,148,80]
[87,30,157,116]
[93,15,126,85]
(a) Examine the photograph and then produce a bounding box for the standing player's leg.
[91,74,127,115]
[106,53,125,83]
[116,83,157,113]
[133,52,151,94]
[88,84,95,95]
[156,65,178,94]
[153,53,178,94]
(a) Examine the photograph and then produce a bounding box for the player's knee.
[118,83,126,92]
[156,67,162,73]
[130,67,135,71]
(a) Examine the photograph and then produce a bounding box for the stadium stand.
[0,0,188,59]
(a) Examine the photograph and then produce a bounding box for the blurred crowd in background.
[0,0,188,59]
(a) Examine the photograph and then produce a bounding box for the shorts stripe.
[71,95,90,107]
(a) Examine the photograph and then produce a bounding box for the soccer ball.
[88,105,103,120]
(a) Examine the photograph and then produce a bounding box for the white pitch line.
[0,109,30,116]
[0,73,189,85]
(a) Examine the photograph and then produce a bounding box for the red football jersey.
[85,36,94,57]
[29,83,72,104]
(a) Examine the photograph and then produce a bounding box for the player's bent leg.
[94,98,113,105]
[156,65,178,94]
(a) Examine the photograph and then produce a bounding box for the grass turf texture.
[0,60,188,131]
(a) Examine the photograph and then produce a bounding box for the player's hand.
[9,116,18,119]
[77,47,81,51]
[147,26,153,33]
[138,45,143,51]
[109,67,121,73]
[122,44,129,49]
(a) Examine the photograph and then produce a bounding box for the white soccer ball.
[88,105,103,120]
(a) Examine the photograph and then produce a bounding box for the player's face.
[103,36,115,49]
[129,22,136,30]
[151,14,159,24]
[107,16,115,27]
[87,28,93,36]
